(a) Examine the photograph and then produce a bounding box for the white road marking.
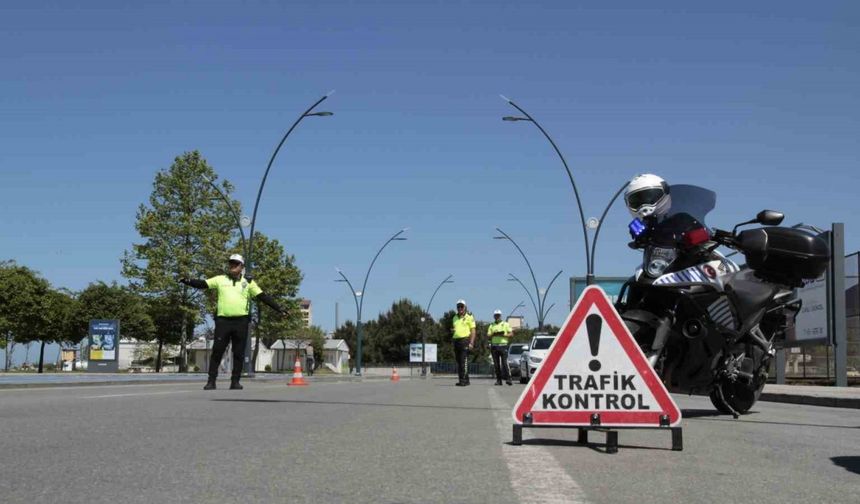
[489,388,590,504]
[82,390,199,399]
[80,382,337,399]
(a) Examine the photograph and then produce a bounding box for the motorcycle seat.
[724,270,780,333]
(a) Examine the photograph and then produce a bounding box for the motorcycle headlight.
[646,259,670,277]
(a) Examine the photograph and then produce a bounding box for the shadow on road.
[685,414,859,430]
[211,398,508,412]
[831,456,860,475]
[512,437,675,453]
[682,408,729,418]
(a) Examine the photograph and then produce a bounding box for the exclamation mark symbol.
[586,314,602,372]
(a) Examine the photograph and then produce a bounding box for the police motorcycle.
[615,175,830,416]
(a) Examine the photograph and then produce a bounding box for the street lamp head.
[306,111,333,117]
[502,116,530,122]
[355,291,362,297]
[493,235,508,240]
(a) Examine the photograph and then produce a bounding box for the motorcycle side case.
[738,227,830,285]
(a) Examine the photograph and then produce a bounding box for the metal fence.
[782,251,859,381]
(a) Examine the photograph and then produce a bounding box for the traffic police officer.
[452,299,476,387]
[180,254,285,390]
[488,309,513,385]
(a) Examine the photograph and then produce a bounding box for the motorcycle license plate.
[650,247,677,262]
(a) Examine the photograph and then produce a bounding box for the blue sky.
[2,1,859,364]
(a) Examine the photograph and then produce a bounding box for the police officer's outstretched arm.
[246,279,287,315]
[178,277,208,289]
[255,292,287,315]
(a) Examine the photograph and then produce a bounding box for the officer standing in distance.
[452,299,476,387]
[180,254,286,390]
[488,309,513,386]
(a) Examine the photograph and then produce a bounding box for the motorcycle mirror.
[756,210,784,226]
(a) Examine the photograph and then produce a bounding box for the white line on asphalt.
[489,388,590,504]
[82,390,200,399]
[80,382,337,399]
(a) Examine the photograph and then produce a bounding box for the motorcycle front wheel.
[709,378,766,414]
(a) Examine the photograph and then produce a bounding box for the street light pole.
[501,96,592,285]
[201,174,248,260]
[588,181,630,279]
[508,301,525,318]
[239,92,334,378]
[494,228,562,331]
[422,274,453,376]
[335,228,408,376]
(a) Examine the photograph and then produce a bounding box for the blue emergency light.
[628,218,647,237]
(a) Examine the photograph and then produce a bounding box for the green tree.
[146,294,184,372]
[510,327,534,344]
[0,261,50,371]
[429,309,457,362]
[303,325,326,366]
[121,151,238,371]
[40,288,79,373]
[75,282,155,359]
[363,299,425,364]
[238,231,303,368]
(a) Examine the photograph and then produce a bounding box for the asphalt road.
[1,377,857,504]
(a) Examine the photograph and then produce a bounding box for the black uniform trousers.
[209,315,249,381]
[453,337,471,384]
[491,345,511,382]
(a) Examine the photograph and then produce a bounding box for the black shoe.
[204,380,216,390]
[506,380,513,386]
[455,382,466,387]
[463,381,471,386]
[495,381,502,386]
[229,381,243,390]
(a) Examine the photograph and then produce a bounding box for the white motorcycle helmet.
[624,173,672,219]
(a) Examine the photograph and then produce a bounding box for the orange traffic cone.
[288,357,309,386]
[390,366,400,382]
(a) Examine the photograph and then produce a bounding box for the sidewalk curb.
[0,374,400,390]
[0,379,204,390]
[759,392,860,410]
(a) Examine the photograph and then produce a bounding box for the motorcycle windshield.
[665,184,717,228]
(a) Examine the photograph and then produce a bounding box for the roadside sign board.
[88,319,119,373]
[570,276,627,309]
[513,286,681,427]
[409,343,437,363]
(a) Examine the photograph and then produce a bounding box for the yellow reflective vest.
[488,321,512,345]
[452,313,476,339]
[205,275,263,317]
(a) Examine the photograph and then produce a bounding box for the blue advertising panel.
[569,277,628,311]
[88,319,119,372]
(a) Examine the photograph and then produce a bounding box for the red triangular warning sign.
[512,285,681,427]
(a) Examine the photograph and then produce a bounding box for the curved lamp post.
[223,92,334,377]
[508,301,525,318]
[588,181,630,279]
[495,228,562,331]
[420,274,453,376]
[501,95,592,285]
[335,228,408,376]
[201,174,248,260]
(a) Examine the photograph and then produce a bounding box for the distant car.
[847,367,860,378]
[519,333,555,384]
[507,343,528,377]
